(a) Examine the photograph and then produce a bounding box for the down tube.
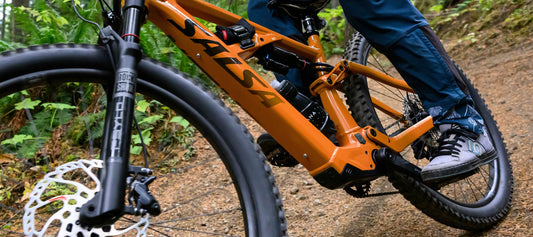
[145,0,336,172]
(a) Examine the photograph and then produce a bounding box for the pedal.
[257,133,299,167]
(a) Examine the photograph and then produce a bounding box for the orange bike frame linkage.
[143,0,432,177]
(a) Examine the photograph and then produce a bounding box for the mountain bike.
[0,0,513,236]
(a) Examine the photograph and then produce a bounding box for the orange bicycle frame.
[144,0,434,187]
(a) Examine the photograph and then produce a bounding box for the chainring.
[23,159,149,237]
[343,182,371,198]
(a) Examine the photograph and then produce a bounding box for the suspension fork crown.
[79,0,146,227]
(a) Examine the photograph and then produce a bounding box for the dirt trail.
[229,37,533,236]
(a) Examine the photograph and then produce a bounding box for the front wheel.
[0,44,287,236]
[342,33,513,230]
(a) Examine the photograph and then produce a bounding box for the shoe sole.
[421,149,498,183]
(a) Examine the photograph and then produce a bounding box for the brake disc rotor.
[23,159,149,237]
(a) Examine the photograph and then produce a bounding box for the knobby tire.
[0,44,287,236]
[342,33,513,230]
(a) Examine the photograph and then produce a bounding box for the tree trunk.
[339,0,357,45]
[11,0,30,43]
[2,0,6,40]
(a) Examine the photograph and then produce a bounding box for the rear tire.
[343,33,513,230]
[0,44,287,236]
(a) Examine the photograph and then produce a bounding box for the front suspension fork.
[79,0,146,226]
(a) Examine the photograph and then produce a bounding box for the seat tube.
[302,15,326,63]
[79,0,145,226]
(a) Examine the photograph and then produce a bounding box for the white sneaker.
[421,124,497,183]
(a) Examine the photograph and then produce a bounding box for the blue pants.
[248,0,484,134]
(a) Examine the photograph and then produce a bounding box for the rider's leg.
[249,0,484,133]
[339,0,496,182]
[248,0,311,94]
[340,0,483,133]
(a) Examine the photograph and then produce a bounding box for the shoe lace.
[432,128,478,159]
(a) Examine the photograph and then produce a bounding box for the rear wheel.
[0,44,286,236]
[342,33,513,230]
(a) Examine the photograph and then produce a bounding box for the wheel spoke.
[369,87,404,103]
[464,177,479,201]
[457,182,469,203]
[78,84,95,157]
[152,208,240,225]
[149,223,239,237]
[479,165,491,187]
[161,185,232,214]
[157,158,217,178]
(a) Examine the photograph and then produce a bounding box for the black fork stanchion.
[79,0,145,227]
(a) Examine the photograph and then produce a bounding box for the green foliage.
[131,128,153,155]
[41,102,76,128]
[427,0,528,19]
[453,0,475,13]
[426,0,532,37]
[41,102,76,110]
[0,84,92,159]
[15,98,41,110]
[8,0,100,45]
[428,0,477,25]
[42,182,77,198]
[318,6,346,56]
[66,83,106,146]
[136,100,151,113]
[130,97,196,156]
[170,116,190,128]
[0,40,26,51]
[430,4,444,13]
[0,185,13,202]
[1,134,34,147]
[68,110,105,145]
[139,115,164,125]
[502,4,533,34]
[38,182,77,211]
[205,0,248,18]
